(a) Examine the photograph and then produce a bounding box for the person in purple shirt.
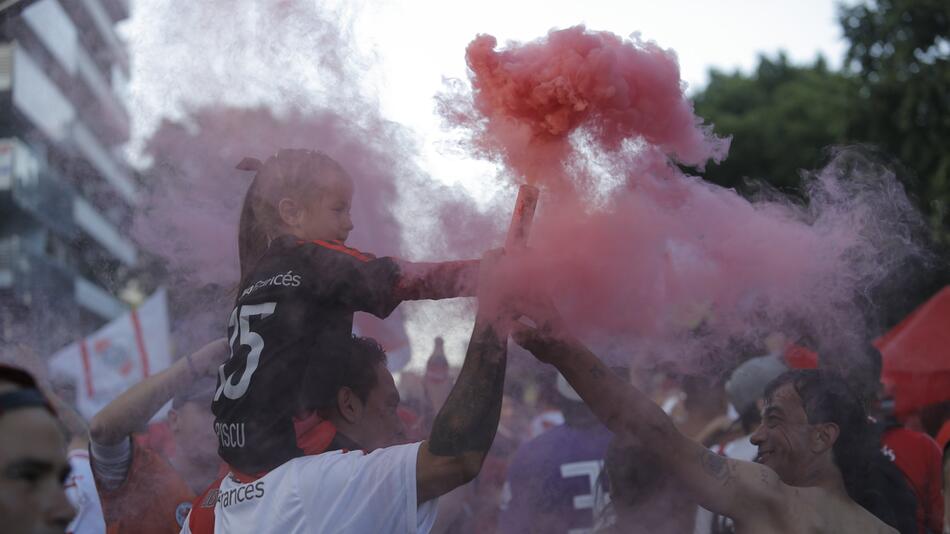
[499,372,614,534]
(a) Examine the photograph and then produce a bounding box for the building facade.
[0,0,138,353]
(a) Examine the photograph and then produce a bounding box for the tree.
[693,53,857,196]
[840,0,950,242]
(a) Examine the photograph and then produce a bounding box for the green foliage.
[693,54,857,195]
[840,0,950,242]
[692,0,950,242]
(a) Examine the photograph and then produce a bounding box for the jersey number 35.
[215,303,277,401]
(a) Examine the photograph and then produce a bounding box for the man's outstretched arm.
[89,338,228,445]
[511,298,786,523]
[416,251,509,504]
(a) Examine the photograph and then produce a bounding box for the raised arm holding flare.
[416,248,512,504]
[510,296,898,534]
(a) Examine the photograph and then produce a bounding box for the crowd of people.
[2,149,949,534]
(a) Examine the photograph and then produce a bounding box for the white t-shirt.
[65,449,107,534]
[182,441,437,534]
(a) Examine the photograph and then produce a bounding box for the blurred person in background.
[0,364,75,534]
[88,339,227,533]
[665,373,731,447]
[525,373,565,440]
[498,372,613,534]
[839,345,943,534]
[595,436,691,534]
[49,374,106,534]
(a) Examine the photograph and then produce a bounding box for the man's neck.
[171,454,219,494]
[791,459,849,497]
[327,431,363,452]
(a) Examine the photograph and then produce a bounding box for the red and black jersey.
[212,235,405,473]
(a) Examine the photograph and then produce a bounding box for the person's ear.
[811,422,840,453]
[278,198,304,228]
[336,387,363,424]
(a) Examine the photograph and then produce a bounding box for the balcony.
[0,41,137,203]
[0,136,137,269]
[19,0,130,145]
[0,235,125,325]
[0,137,76,237]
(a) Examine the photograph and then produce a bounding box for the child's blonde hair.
[236,149,348,288]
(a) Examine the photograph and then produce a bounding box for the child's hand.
[187,338,230,379]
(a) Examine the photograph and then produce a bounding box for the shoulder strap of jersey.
[300,239,375,263]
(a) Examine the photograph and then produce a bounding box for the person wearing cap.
[498,371,614,534]
[88,339,228,534]
[0,364,76,533]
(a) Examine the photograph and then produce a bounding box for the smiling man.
[511,295,900,534]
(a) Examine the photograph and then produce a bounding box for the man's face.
[0,407,74,534]
[170,400,219,466]
[750,383,815,483]
[354,363,405,452]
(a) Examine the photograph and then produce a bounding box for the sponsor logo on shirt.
[219,481,266,508]
[240,270,302,299]
[201,489,220,508]
[215,422,246,448]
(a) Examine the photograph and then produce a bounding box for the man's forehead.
[765,382,803,410]
[0,409,67,462]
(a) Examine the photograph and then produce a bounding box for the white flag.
[50,289,172,419]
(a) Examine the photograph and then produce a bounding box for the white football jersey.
[182,442,437,534]
[65,450,107,534]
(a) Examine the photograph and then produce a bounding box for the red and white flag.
[49,289,172,419]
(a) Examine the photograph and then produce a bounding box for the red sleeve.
[302,241,403,319]
[393,259,479,301]
[924,437,944,534]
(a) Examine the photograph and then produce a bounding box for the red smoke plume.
[442,25,729,190]
[443,27,927,369]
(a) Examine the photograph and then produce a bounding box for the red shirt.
[881,426,944,534]
[93,440,196,534]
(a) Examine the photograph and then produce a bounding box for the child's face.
[298,172,355,243]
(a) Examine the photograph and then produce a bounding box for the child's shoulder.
[293,239,377,263]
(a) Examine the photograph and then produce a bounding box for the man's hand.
[509,293,577,364]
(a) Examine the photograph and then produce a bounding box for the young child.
[213,148,478,474]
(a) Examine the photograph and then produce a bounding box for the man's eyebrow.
[763,406,784,417]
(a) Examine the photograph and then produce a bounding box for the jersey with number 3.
[212,235,403,473]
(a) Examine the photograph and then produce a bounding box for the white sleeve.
[65,451,107,534]
[89,436,132,490]
[299,442,438,534]
[178,511,192,534]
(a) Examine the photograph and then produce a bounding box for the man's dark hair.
[299,336,387,414]
[764,369,917,534]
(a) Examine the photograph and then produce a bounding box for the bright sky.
[354,0,848,191]
[123,0,849,370]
